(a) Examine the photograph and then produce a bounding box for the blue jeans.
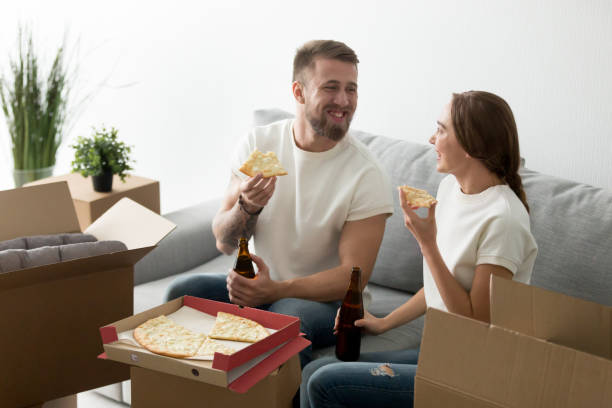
[165,273,340,367]
[301,348,420,408]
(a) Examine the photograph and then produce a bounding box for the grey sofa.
[98,109,612,404]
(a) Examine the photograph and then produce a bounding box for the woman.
[300,91,538,408]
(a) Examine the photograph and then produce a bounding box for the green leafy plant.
[0,27,71,172]
[71,126,134,181]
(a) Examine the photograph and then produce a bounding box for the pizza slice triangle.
[133,315,207,358]
[208,311,270,343]
[399,185,437,208]
[239,148,288,178]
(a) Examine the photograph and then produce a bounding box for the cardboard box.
[415,276,612,407]
[100,295,310,395]
[26,173,160,230]
[0,182,175,407]
[130,354,300,408]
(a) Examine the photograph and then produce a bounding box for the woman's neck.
[454,163,504,195]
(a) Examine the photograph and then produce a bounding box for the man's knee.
[163,274,228,303]
[164,282,185,302]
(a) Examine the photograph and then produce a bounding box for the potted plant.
[71,125,134,192]
[0,27,73,187]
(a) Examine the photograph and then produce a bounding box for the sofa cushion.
[522,168,612,306]
[253,109,444,293]
[134,199,222,285]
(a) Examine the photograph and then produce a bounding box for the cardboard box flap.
[0,247,149,291]
[85,197,175,249]
[417,308,612,408]
[491,276,612,359]
[0,181,80,240]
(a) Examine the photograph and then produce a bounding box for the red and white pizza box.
[99,295,310,393]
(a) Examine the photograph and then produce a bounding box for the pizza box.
[415,276,612,407]
[0,181,175,408]
[99,295,311,393]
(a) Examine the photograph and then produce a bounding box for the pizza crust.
[239,148,288,178]
[208,312,270,343]
[399,185,437,208]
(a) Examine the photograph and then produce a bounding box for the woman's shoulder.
[486,185,532,231]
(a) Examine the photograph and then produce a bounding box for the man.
[166,40,393,366]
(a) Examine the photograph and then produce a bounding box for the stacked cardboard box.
[26,173,160,230]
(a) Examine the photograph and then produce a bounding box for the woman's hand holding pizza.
[398,188,438,249]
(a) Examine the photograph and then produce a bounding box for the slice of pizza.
[239,148,288,178]
[208,311,270,343]
[133,315,206,358]
[195,337,237,358]
[399,185,437,208]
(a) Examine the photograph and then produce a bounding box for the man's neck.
[293,115,340,153]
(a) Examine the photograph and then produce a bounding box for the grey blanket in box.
[0,233,127,273]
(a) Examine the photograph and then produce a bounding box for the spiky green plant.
[71,126,134,181]
[0,27,70,173]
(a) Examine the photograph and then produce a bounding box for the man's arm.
[212,173,276,255]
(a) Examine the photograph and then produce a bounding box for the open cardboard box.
[0,181,175,407]
[100,295,310,395]
[415,276,612,407]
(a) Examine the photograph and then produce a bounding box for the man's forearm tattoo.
[220,205,258,249]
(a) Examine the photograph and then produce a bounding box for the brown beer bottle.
[335,266,364,361]
[234,237,255,279]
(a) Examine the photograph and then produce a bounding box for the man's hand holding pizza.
[238,173,277,214]
[226,254,280,307]
[236,148,287,214]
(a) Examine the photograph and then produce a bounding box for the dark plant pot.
[92,170,113,192]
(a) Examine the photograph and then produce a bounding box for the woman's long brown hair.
[451,91,529,212]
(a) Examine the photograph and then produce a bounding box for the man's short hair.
[292,40,359,82]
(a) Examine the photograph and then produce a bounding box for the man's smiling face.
[301,57,358,141]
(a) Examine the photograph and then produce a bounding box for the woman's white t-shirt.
[231,119,394,285]
[423,175,538,312]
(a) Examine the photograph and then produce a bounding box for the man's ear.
[292,81,305,104]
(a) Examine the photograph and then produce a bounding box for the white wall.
[1,0,611,213]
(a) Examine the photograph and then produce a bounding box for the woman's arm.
[422,243,512,321]
[353,288,427,335]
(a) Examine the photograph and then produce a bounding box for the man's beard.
[306,105,353,142]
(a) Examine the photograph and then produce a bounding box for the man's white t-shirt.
[231,119,393,286]
[423,175,538,312]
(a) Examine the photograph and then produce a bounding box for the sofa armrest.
[134,198,222,285]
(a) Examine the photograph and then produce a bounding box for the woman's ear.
[292,81,305,104]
